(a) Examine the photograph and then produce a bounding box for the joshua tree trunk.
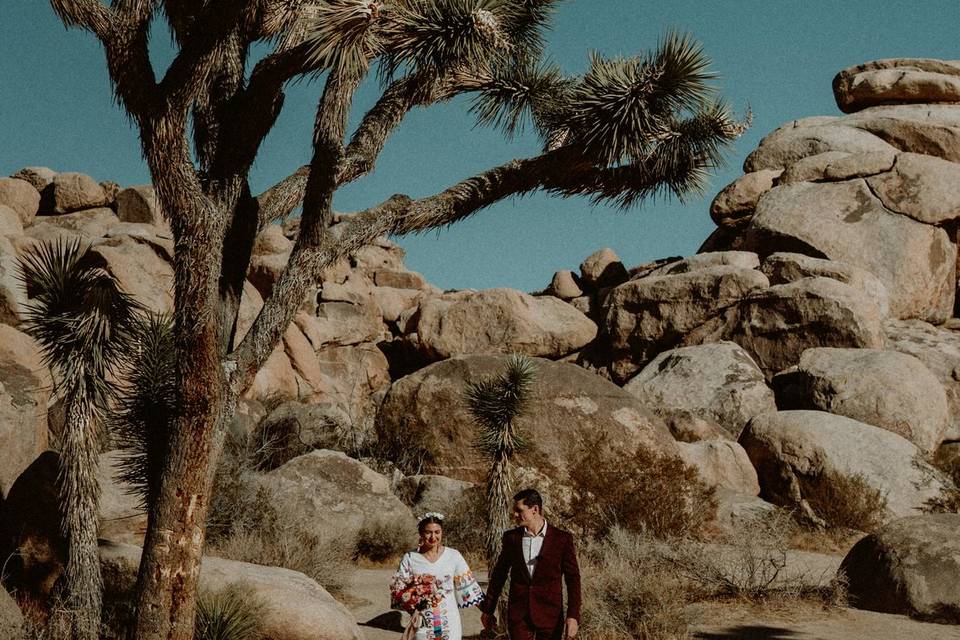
[60,388,104,640]
[485,453,513,574]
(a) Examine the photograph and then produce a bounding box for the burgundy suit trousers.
[508,619,563,640]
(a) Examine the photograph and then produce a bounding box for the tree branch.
[49,0,112,37]
[230,147,582,390]
[337,70,442,184]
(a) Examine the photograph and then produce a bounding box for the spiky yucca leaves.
[469,59,570,137]
[302,0,385,76]
[18,239,141,640]
[465,354,536,571]
[112,313,177,510]
[195,583,265,640]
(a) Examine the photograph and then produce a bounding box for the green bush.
[568,438,716,539]
[195,583,265,640]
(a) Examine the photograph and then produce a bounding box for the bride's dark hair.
[417,515,443,533]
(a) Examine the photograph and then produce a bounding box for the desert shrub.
[206,434,278,543]
[354,517,413,563]
[662,510,846,604]
[578,528,691,640]
[801,472,887,532]
[248,415,312,472]
[195,583,265,640]
[569,438,717,539]
[209,521,355,596]
[925,449,960,514]
[437,490,487,561]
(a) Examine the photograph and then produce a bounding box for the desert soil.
[344,568,960,640]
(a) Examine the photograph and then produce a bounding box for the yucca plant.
[111,313,177,510]
[195,583,264,640]
[465,354,536,572]
[18,239,141,640]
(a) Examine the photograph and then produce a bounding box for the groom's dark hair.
[514,488,543,512]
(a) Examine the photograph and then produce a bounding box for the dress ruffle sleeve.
[451,551,484,609]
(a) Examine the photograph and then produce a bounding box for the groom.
[481,489,581,640]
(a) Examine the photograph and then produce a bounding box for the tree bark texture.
[60,388,104,640]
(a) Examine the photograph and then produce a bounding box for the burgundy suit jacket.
[482,524,582,631]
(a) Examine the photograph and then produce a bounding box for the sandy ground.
[342,567,960,640]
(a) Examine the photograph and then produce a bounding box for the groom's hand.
[481,612,494,630]
[564,617,579,639]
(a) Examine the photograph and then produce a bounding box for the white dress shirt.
[522,520,547,576]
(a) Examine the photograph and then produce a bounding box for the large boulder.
[865,152,960,224]
[0,452,64,601]
[709,169,782,229]
[36,206,119,237]
[87,233,175,313]
[840,104,960,162]
[773,348,949,453]
[0,177,40,225]
[115,185,165,226]
[0,205,23,236]
[834,58,960,113]
[840,514,960,623]
[396,475,475,515]
[742,180,956,323]
[623,342,775,437]
[311,343,391,433]
[0,236,26,325]
[50,172,108,214]
[96,451,147,546]
[744,121,899,173]
[0,325,50,497]
[100,540,363,640]
[414,288,597,361]
[761,252,891,318]
[778,149,896,184]
[579,248,628,290]
[598,265,769,383]
[298,302,383,349]
[885,319,960,440]
[730,277,886,378]
[377,355,677,491]
[739,411,949,520]
[675,440,760,495]
[255,450,415,541]
[0,586,24,639]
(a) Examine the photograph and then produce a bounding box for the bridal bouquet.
[390,573,445,614]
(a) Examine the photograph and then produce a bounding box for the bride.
[390,512,484,640]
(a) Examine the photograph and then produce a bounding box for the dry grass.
[195,583,266,640]
[925,449,960,514]
[568,437,717,540]
[578,529,691,640]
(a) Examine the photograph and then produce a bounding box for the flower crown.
[419,511,445,522]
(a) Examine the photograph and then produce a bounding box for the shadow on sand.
[695,625,807,639]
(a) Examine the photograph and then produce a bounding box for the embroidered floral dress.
[390,547,484,640]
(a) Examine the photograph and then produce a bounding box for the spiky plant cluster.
[112,313,178,510]
[465,354,536,570]
[195,583,265,640]
[18,239,141,640]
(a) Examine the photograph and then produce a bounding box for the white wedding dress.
[390,547,484,640]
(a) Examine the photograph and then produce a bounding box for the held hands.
[564,617,579,639]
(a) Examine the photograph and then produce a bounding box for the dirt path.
[690,601,960,640]
[343,568,960,640]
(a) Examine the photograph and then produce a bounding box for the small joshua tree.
[466,354,536,572]
[18,239,141,640]
[112,313,178,510]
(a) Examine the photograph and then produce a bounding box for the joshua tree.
[47,1,746,636]
[18,239,141,640]
[466,354,536,571]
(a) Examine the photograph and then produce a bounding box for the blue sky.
[2,2,959,291]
